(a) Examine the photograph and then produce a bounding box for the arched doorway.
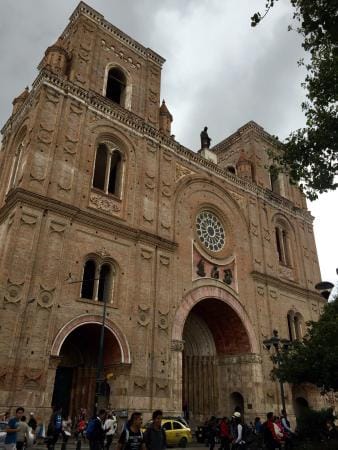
[182,298,251,421]
[294,397,309,416]
[230,392,244,415]
[51,323,121,416]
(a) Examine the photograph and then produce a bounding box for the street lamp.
[66,273,108,415]
[263,329,291,413]
[315,268,338,302]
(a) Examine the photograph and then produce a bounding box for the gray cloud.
[0,0,336,282]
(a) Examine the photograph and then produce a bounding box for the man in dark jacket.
[87,409,107,450]
[144,410,166,450]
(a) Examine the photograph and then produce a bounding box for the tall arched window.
[7,128,27,193]
[93,143,123,197]
[81,259,96,299]
[287,310,304,341]
[81,258,115,303]
[275,220,292,267]
[106,68,126,105]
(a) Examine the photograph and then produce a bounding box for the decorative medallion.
[196,211,225,252]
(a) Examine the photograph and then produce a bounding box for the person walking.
[86,409,107,450]
[4,407,24,450]
[219,417,231,450]
[117,412,146,450]
[231,413,245,449]
[27,414,37,433]
[144,410,166,450]
[16,415,31,450]
[46,406,63,450]
[207,416,218,450]
[104,414,117,450]
[263,413,281,450]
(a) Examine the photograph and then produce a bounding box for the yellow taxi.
[161,419,192,447]
[143,418,192,447]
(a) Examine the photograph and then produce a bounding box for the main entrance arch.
[50,315,130,416]
[173,286,261,421]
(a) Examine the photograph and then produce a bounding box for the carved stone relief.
[137,304,150,327]
[4,279,24,304]
[37,286,55,308]
[175,163,195,182]
[171,340,184,352]
[89,192,121,215]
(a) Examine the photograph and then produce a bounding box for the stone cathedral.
[0,2,326,422]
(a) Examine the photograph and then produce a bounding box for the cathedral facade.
[0,2,326,422]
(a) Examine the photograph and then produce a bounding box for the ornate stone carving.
[23,369,43,390]
[257,285,265,296]
[211,265,219,279]
[223,269,232,285]
[20,213,38,226]
[155,381,169,396]
[37,286,55,308]
[197,259,206,277]
[175,163,194,182]
[158,310,169,331]
[4,279,24,304]
[137,304,150,327]
[171,340,184,352]
[89,192,121,214]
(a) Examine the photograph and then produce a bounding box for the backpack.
[242,423,254,443]
[85,419,96,440]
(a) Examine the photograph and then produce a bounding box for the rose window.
[196,211,225,252]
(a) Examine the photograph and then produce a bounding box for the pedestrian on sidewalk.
[16,415,31,450]
[86,409,107,450]
[4,407,24,450]
[104,413,117,450]
[117,412,146,450]
[46,406,63,450]
[144,410,166,450]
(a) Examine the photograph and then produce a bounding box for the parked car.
[0,421,7,448]
[143,419,192,448]
[161,419,192,448]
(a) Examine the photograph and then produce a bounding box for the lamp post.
[263,329,291,413]
[66,274,107,415]
[315,268,338,302]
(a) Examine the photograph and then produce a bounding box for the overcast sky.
[0,0,337,283]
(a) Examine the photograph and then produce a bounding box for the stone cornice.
[65,1,165,67]
[251,270,325,302]
[1,70,313,224]
[0,188,178,252]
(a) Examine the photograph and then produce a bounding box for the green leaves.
[251,0,338,199]
[274,299,338,390]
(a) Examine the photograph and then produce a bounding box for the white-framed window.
[81,258,116,303]
[92,142,123,197]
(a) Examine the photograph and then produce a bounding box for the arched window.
[93,143,123,197]
[98,263,113,302]
[7,128,27,193]
[227,166,236,175]
[81,258,115,303]
[270,166,280,194]
[106,68,126,106]
[81,259,96,299]
[287,310,304,341]
[275,221,292,267]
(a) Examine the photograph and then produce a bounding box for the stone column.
[171,340,184,414]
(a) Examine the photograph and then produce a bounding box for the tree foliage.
[274,298,338,390]
[251,0,338,199]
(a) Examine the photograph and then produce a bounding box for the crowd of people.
[203,408,337,449]
[2,405,337,450]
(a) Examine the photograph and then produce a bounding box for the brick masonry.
[0,1,330,423]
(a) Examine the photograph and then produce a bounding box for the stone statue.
[200,126,211,149]
[223,269,233,285]
[211,265,219,279]
[197,259,206,277]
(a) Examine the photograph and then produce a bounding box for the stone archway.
[49,315,131,416]
[173,286,261,422]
